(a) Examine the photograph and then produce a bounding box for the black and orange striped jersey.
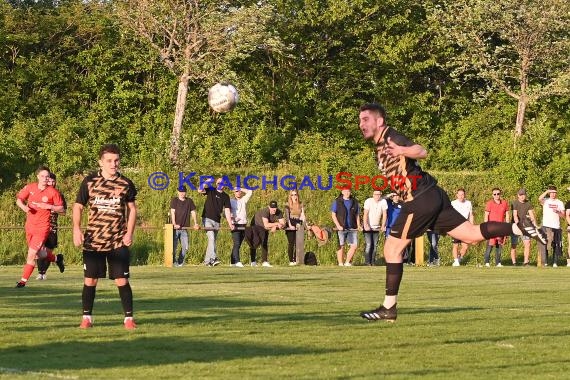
[49,192,67,233]
[75,171,137,251]
[374,127,437,202]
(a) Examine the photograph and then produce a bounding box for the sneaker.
[338,263,344,266]
[15,281,26,288]
[344,262,352,267]
[289,262,297,266]
[212,258,221,267]
[553,263,558,268]
[485,263,490,267]
[55,254,65,273]
[124,318,137,330]
[517,222,546,245]
[250,262,257,267]
[261,261,273,267]
[360,304,397,322]
[523,262,530,267]
[79,317,93,329]
[36,274,46,280]
[496,263,503,267]
[452,261,460,267]
[234,262,244,268]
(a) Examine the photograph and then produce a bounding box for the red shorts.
[26,229,50,252]
[488,237,505,246]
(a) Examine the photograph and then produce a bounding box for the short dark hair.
[49,172,56,181]
[359,103,387,119]
[456,188,465,193]
[548,185,557,191]
[99,144,121,159]
[36,165,50,175]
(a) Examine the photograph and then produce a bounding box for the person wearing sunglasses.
[483,188,510,267]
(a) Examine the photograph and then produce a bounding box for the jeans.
[173,229,189,264]
[364,230,380,265]
[203,218,219,263]
[427,231,440,263]
[538,227,562,265]
[231,224,246,264]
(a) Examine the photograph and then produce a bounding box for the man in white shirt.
[363,191,388,265]
[538,186,565,267]
[450,188,473,266]
[229,187,253,267]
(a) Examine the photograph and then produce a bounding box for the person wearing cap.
[170,185,199,267]
[538,186,565,267]
[509,188,538,266]
[331,188,361,266]
[250,201,285,267]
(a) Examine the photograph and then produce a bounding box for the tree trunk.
[514,97,526,138]
[169,73,190,164]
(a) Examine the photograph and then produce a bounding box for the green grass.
[1,265,570,379]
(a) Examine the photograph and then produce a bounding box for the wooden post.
[414,235,424,265]
[295,224,305,265]
[164,224,173,267]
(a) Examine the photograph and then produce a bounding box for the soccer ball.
[208,83,239,113]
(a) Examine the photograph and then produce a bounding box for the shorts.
[26,229,50,252]
[389,186,467,240]
[83,246,131,280]
[452,238,463,244]
[488,237,505,246]
[338,230,358,246]
[510,234,530,246]
[44,231,58,249]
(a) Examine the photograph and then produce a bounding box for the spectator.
[362,190,387,266]
[509,188,538,266]
[250,201,285,267]
[450,188,473,266]
[483,188,510,267]
[426,231,440,266]
[198,178,234,266]
[538,186,565,267]
[331,189,361,266]
[230,187,253,267]
[565,187,570,267]
[284,190,306,266]
[170,185,199,267]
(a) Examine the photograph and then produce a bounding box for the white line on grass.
[0,367,78,379]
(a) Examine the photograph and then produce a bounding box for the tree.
[429,0,570,136]
[115,0,282,164]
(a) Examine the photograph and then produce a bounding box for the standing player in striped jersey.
[37,172,67,280]
[15,166,65,288]
[358,103,546,322]
[72,144,138,330]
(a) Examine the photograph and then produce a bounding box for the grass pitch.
[1,264,569,379]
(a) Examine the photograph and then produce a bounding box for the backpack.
[304,251,318,266]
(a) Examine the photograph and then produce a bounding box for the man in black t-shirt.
[250,201,285,267]
[509,189,538,266]
[72,144,138,330]
[198,178,234,266]
[358,103,546,322]
[170,185,199,266]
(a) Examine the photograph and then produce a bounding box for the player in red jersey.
[15,165,65,288]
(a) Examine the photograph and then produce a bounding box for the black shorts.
[452,238,463,244]
[83,246,131,280]
[44,231,58,249]
[389,186,467,240]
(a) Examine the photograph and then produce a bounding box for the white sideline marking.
[0,367,78,379]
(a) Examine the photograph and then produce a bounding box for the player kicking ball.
[357,103,546,322]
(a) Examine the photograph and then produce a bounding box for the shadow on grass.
[0,336,339,371]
